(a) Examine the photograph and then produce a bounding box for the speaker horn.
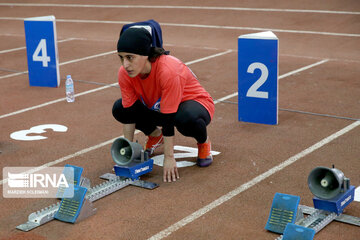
[111,137,143,166]
[307,166,345,200]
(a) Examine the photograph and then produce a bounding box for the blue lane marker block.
[238,31,278,125]
[265,193,300,234]
[55,185,87,223]
[24,16,60,87]
[282,223,315,240]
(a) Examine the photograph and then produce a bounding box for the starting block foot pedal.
[265,193,300,234]
[55,185,95,223]
[65,164,83,186]
[282,223,315,240]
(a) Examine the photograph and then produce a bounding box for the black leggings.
[112,99,211,143]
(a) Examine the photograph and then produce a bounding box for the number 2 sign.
[24,16,60,87]
[238,31,278,125]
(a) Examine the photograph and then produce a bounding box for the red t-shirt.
[118,55,214,119]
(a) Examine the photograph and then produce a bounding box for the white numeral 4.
[246,62,269,99]
[32,39,50,67]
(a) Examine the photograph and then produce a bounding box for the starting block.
[24,16,60,87]
[267,167,359,240]
[238,31,278,125]
[16,162,158,231]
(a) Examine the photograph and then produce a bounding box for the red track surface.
[0,1,359,239]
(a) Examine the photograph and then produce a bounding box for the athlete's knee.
[112,99,133,123]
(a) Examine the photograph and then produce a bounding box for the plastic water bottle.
[65,75,75,102]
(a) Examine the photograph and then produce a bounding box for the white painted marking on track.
[184,50,232,65]
[152,145,221,168]
[278,59,329,79]
[0,17,359,38]
[147,120,360,240]
[0,38,76,54]
[0,50,116,80]
[0,82,118,119]
[355,186,360,202]
[0,3,358,15]
[10,124,67,141]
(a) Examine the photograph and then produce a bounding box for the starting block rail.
[16,173,157,231]
[299,205,360,226]
[16,139,159,232]
[86,176,134,202]
[16,202,60,232]
[275,208,337,240]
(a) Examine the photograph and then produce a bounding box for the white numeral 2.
[246,62,269,99]
[32,39,50,67]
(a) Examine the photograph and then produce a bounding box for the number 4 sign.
[24,16,60,87]
[238,31,278,125]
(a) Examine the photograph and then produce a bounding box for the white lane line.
[0,83,118,119]
[214,58,329,104]
[148,120,360,240]
[0,71,26,79]
[0,3,358,15]
[0,57,330,184]
[0,38,76,54]
[0,17,359,38]
[60,50,116,65]
[0,50,116,80]
[278,59,329,79]
[0,50,231,119]
[185,49,232,65]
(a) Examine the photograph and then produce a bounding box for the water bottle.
[65,75,75,102]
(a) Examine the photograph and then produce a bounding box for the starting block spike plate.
[54,185,87,223]
[282,223,315,240]
[265,193,300,234]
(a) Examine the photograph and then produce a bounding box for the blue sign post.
[238,31,278,125]
[24,16,60,87]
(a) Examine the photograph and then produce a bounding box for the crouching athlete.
[112,27,215,183]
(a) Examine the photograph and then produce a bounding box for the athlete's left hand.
[163,156,179,182]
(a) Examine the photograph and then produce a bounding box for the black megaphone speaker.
[111,137,143,166]
[307,166,345,200]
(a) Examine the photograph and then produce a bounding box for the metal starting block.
[267,167,359,240]
[16,162,158,232]
[268,193,359,240]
